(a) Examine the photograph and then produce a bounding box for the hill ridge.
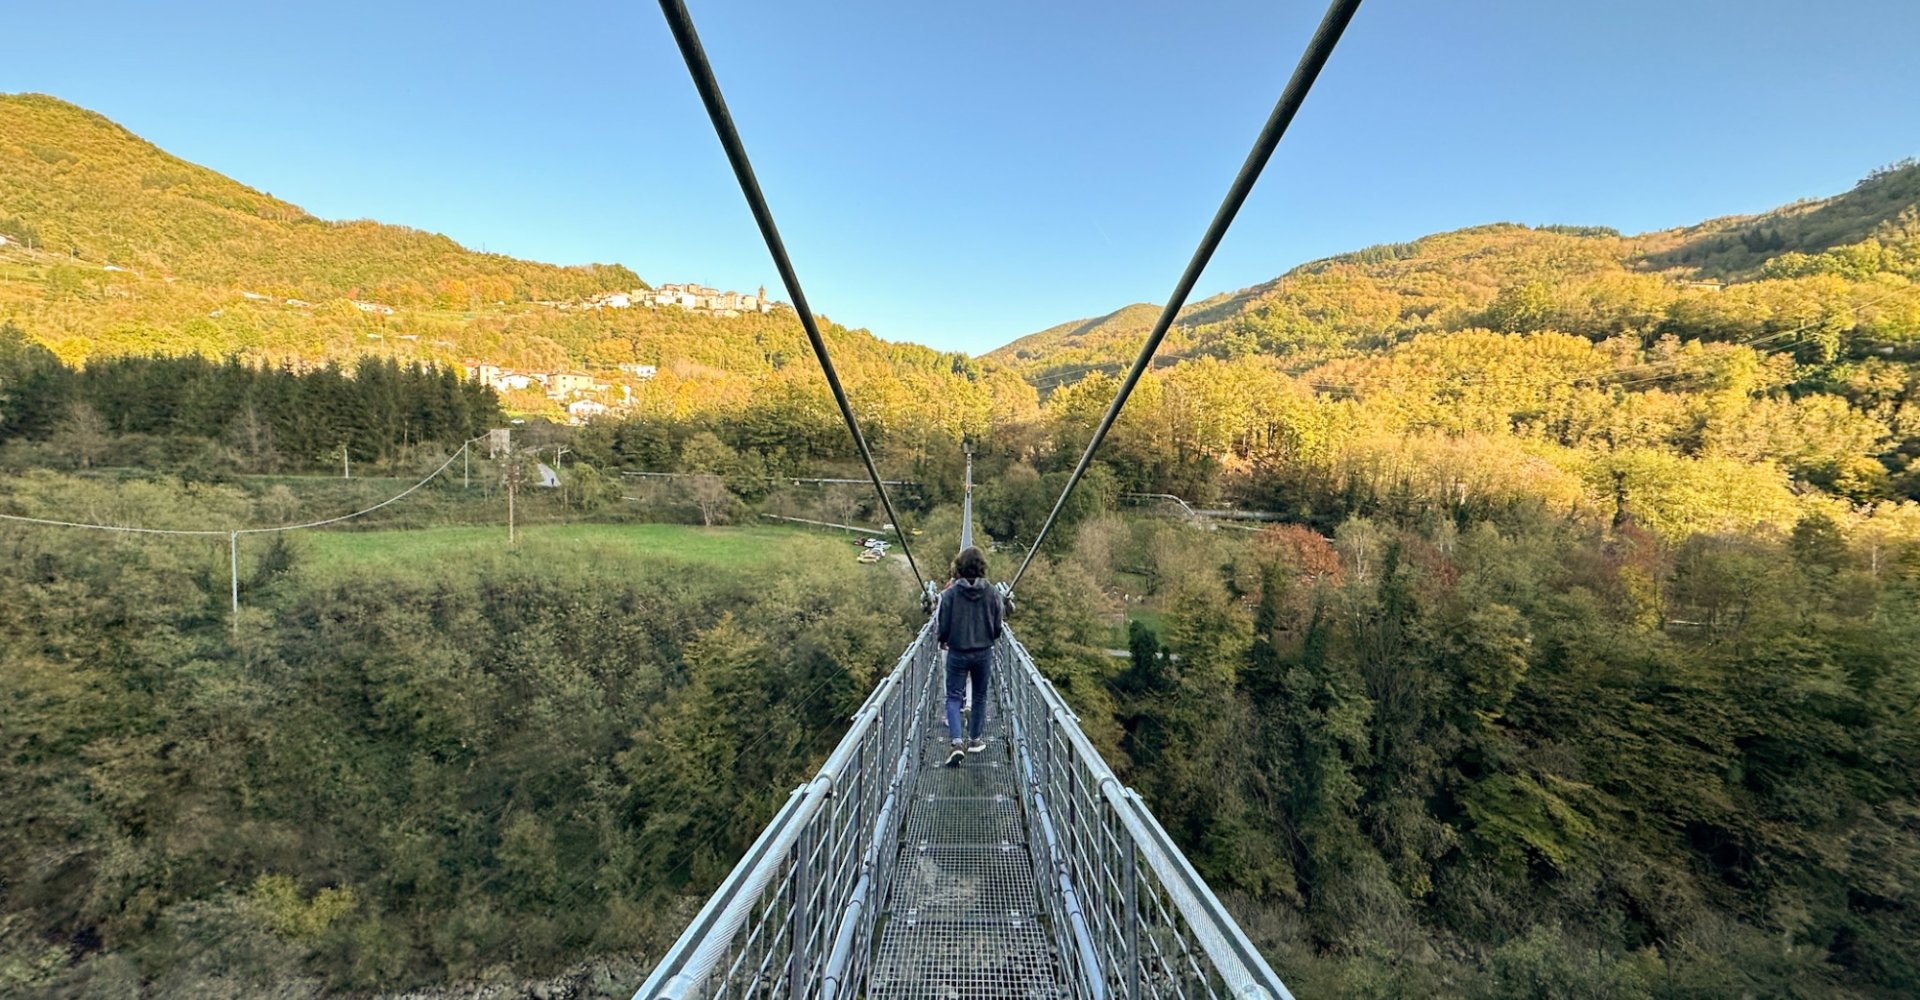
[987,160,1920,379]
[0,94,1038,428]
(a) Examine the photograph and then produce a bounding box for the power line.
[0,437,486,626]
[0,513,228,537]
[1010,0,1367,592]
[238,441,478,534]
[658,0,927,594]
[1027,351,1206,389]
[0,436,483,538]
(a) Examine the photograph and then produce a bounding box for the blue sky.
[7,1,1918,354]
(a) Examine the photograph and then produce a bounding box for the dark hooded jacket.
[937,577,1004,652]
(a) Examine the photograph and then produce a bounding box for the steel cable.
[659,0,927,591]
[1009,0,1366,591]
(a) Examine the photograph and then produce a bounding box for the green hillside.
[990,161,1920,384]
[0,94,1034,433]
[0,93,638,305]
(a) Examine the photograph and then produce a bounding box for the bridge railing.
[1000,630,1296,1000]
[633,622,939,1000]
[635,618,1294,1000]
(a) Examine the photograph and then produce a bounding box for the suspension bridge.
[634,0,1363,993]
[636,448,1295,999]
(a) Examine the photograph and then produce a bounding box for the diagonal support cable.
[1009,0,1365,592]
[659,0,927,591]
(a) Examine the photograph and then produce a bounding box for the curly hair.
[951,545,988,580]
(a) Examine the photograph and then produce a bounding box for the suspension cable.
[1009,0,1365,592]
[658,0,927,591]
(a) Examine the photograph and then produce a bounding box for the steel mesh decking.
[912,759,1018,798]
[901,793,1023,845]
[872,671,1068,999]
[891,844,1042,918]
[868,918,1063,1000]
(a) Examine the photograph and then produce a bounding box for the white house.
[566,399,610,423]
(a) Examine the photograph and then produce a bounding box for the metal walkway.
[632,619,1296,1000]
[869,679,1061,999]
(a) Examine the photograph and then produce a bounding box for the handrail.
[1000,629,1296,1000]
[632,621,937,1000]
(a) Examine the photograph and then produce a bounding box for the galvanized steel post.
[788,798,815,996]
[1123,841,1141,1000]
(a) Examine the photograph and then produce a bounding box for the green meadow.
[292,522,869,581]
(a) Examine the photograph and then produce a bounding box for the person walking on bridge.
[938,545,1003,767]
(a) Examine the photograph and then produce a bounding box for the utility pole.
[342,444,351,480]
[502,451,527,546]
[548,445,571,507]
[463,441,470,488]
[229,532,240,631]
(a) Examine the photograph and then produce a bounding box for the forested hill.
[0,93,1006,423]
[0,94,639,309]
[989,159,1920,382]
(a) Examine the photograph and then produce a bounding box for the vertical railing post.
[1043,713,1056,815]
[788,826,811,999]
[1066,740,1080,902]
[854,737,867,871]
[1123,840,1141,1000]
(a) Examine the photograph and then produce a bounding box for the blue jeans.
[945,647,992,742]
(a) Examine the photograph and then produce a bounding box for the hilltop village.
[565,282,781,317]
[464,282,787,422]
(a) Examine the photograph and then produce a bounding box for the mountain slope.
[0,93,637,303]
[990,161,1920,383]
[0,95,1042,436]
[1643,158,1920,275]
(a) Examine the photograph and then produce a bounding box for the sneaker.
[945,748,967,768]
[966,739,988,754]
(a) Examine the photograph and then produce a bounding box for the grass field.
[1108,607,1165,648]
[292,522,874,582]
